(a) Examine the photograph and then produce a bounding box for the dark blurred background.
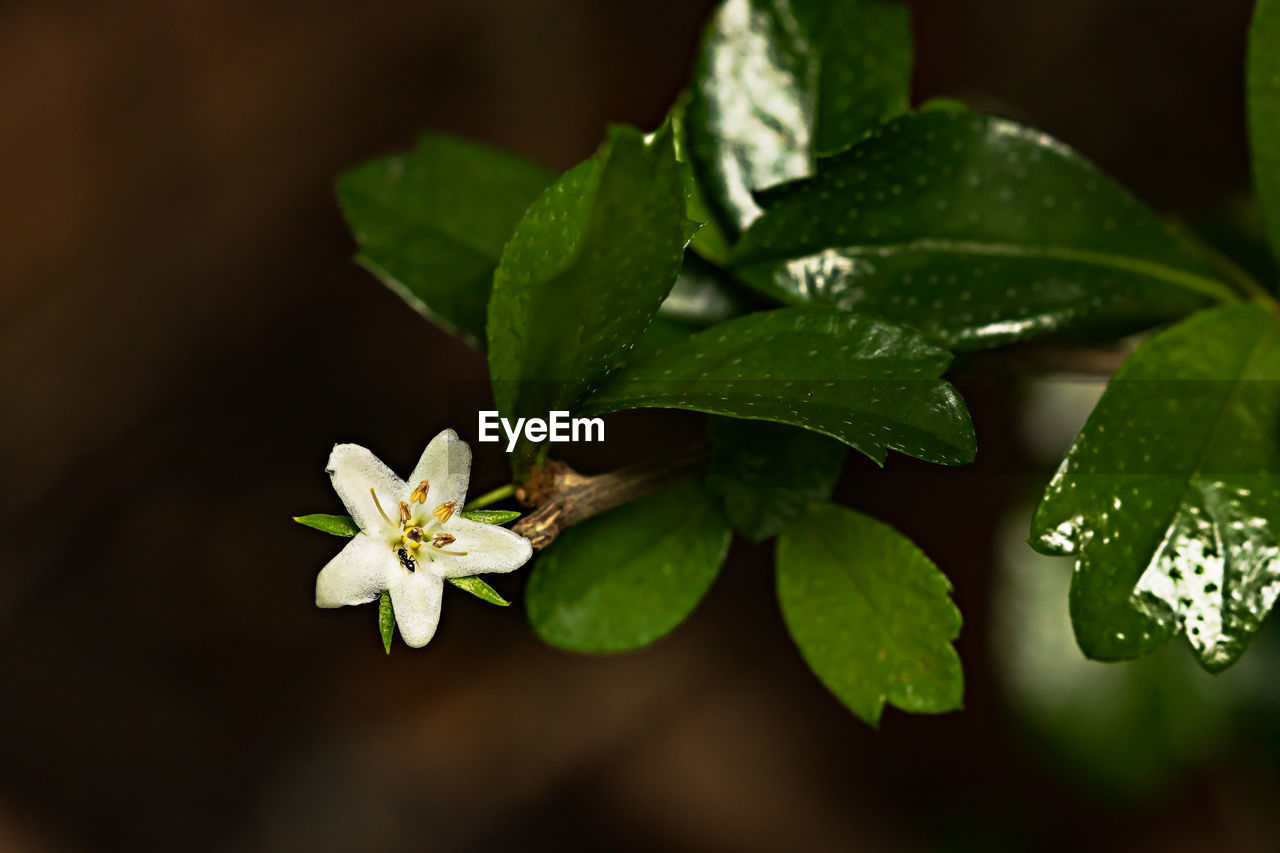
[3,1,1278,850]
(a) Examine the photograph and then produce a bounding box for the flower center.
[369,486,468,571]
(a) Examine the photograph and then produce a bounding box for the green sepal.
[378,591,395,654]
[449,576,511,607]
[459,509,522,525]
[294,514,360,537]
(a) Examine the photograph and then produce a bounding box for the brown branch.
[511,442,710,550]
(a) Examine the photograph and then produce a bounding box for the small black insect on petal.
[397,547,417,573]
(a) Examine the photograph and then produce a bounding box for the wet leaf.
[378,591,395,654]
[993,506,1260,798]
[337,134,553,344]
[458,509,522,525]
[732,112,1232,349]
[685,0,912,237]
[777,502,963,725]
[582,306,975,467]
[623,317,701,366]
[448,576,510,607]
[671,95,733,264]
[525,481,732,652]
[294,513,359,537]
[1249,0,1280,263]
[487,124,696,468]
[1032,303,1280,672]
[705,418,845,542]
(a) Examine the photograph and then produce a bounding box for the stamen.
[431,546,469,557]
[405,527,424,542]
[410,480,430,504]
[432,533,456,548]
[369,487,394,527]
[398,501,411,525]
[431,500,458,524]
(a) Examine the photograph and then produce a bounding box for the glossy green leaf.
[993,507,1257,798]
[448,576,510,607]
[685,0,912,237]
[294,513,360,537]
[1032,303,1280,672]
[705,417,845,542]
[1250,0,1280,263]
[582,306,975,466]
[487,124,696,468]
[458,509,522,525]
[777,502,963,725]
[732,111,1233,350]
[623,317,700,366]
[378,591,395,654]
[337,134,553,344]
[525,481,732,652]
[671,95,732,265]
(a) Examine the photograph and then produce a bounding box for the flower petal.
[389,571,445,647]
[315,534,397,608]
[327,444,407,534]
[430,517,534,579]
[408,429,472,510]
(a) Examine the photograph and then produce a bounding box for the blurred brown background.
[2,1,1275,851]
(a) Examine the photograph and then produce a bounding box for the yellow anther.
[369,488,394,527]
[431,500,458,524]
[406,539,421,552]
[432,533,456,548]
[410,480,430,504]
[398,501,411,525]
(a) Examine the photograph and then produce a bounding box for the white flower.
[315,429,533,647]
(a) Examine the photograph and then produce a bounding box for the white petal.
[315,534,397,608]
[430,518,533,579]
[408,429,472,509]
[327,444,407,534]
[389,571,445,647]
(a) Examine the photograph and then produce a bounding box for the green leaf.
[294,513,360,537]
[1249,0,1280,264]
[685,0,913,237]
[525,481,732,652]
[448,576,510,607]
[582,306,975,467]
[732,111,1233,350]
[1031,303,1280,672]
[623,317,701,366]
[671,95,732,265]
[776,502,964,725]
[918,96,970,114]
[487,124,696,468]
[705,418,845,542]
[336,134,554,344]
[458,509,522,525]
[378,591,395,654]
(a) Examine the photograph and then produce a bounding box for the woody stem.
[511,442,710,550]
